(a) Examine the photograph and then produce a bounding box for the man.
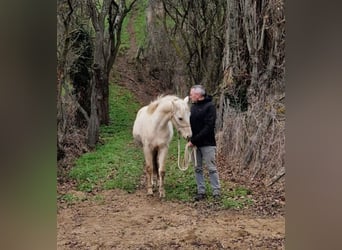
[187,85,221,201]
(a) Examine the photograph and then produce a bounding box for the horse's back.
[133,104,173,147]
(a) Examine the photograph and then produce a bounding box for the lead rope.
[177,136,197,171]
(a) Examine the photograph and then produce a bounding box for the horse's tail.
[152,149,159,178]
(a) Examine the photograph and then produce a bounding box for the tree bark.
[87,71,99,148]
[57,0,74,151]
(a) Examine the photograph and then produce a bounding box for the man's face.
[189,88,201,103]
[189,88,203,103]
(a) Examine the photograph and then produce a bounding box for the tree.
[86,0,138,148]
[87,0,137,124]
[57,0,78,159]
[57,0,138,157]
[145,0,226,94]
[57,0,91,166]
[216,0,285,188]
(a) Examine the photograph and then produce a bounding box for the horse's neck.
[153,110,173,131]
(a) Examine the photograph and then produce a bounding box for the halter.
[170,103,191,130]
[171,114,191,129]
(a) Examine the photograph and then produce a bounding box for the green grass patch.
[120,16,130,53]
[69,84,144,193]
[133,0,148,48]
[59,193,80,204]
[220,185,253,209]
[120,0,148,54]
[164,135,197,201]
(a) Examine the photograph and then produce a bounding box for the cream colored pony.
[133,95,192,198]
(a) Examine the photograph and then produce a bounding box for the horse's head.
[171,97,192,140]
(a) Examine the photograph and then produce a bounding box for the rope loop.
[177,137,197,171]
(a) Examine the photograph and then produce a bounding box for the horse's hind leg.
[152,149,159,190]
[144,147,153,195]
[146,164,153,195]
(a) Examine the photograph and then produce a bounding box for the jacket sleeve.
[190,104,216,145]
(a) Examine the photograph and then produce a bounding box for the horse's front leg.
[144,146,153,195]
[158,147,169,198]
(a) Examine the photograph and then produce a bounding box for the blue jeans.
[193,146,220,196]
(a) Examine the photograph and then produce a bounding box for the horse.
[133,95,192,198]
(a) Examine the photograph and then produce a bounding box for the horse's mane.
[147,95,179,114]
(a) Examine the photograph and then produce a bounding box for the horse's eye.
[178,117,183,121]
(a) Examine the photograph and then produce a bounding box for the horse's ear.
[184,96,189,103]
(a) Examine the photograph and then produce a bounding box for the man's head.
[189,85,206,103]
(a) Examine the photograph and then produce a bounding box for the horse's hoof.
[147,189,153,196]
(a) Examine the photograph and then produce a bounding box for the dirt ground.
[57,189,284,250]
[57,8,285,249]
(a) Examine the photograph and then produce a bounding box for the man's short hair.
[192,85,206,96]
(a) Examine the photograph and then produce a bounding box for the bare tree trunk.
[92,61,109,125]
[87,0,110,125]
[57,0,74,154]
[87,72,99,148]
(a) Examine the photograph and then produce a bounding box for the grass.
[59,193,80,204]
[163,135,196,201]
[120,0,148,53]
[220,185,253,209]
[120,15,130,53]
[133,0,148,48]
[69,84,144,193]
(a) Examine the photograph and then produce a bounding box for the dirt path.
[58,189,284,249]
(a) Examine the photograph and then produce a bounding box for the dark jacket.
[190,95,216,147]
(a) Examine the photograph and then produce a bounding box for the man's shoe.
[194,193,206,201]
[213,194,221,201]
